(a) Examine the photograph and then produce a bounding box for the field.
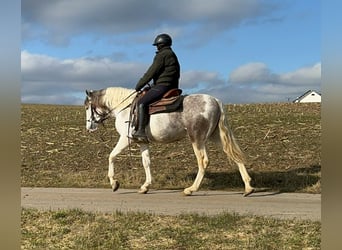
[21,103,321,249]
[21,103,321,193]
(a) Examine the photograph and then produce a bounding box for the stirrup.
[132,136,149,143]
[131,131,149,143]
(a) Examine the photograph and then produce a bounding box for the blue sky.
[21,0,320,105]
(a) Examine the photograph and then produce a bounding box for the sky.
[21,0,321,105]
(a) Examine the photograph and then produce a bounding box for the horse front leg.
[138,143,152,194]
[108,135,129,192]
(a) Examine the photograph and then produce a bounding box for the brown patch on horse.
[188,115,210,143]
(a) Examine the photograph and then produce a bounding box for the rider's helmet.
[152,33,172,46]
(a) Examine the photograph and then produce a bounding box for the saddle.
[132,88,183,115]
[148,88,183,114]
[130,88,184,130]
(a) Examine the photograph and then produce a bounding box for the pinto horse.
[84,87,254,196]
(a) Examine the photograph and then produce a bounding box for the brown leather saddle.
[132,88,183,115]
[130,88,184,129]
[148,88,183,114]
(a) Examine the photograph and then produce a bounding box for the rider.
[132,33,181,141]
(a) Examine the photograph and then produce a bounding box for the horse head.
[84,89,111,132]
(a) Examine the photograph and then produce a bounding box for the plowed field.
[21,103,321,193]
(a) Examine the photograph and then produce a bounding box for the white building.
[293,90,321,103]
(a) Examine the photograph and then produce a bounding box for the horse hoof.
[138,188,149,194]
[183,189,193,196]
[112,180,120,192]
[243,188,255,197]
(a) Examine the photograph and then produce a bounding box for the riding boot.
[132,104,148,142]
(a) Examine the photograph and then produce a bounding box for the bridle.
[88,103,112,125]
[87,90,137,125]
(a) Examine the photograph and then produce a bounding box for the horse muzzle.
[87,127,98,133]
[86,121,98,132]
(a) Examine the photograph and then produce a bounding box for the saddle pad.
[149,95,183,115]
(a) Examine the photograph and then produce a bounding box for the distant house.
[293,90,321,103]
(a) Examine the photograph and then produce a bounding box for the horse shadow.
[190,164,321,194]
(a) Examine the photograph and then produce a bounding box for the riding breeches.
[137,84,172,106]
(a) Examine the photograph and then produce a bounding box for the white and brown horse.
[84,87,254,196]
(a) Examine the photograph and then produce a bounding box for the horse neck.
[102,87,135,111]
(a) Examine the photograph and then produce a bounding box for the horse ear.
[86,90,92,97]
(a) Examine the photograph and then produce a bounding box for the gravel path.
[21,187,321,221]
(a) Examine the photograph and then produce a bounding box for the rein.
[91,106,111,124]
[111,90,137,111]
[90,90,137,125]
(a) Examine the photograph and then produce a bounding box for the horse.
[84,87,255,196]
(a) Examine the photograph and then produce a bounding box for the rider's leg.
[132,85,170,141]
[132,103,148,141]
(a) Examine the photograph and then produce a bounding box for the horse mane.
[102,87,136,110]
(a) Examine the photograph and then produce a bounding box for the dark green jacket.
[135,47,180,91]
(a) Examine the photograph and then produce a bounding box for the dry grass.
[21,103,321,193]
[21,208,321,249]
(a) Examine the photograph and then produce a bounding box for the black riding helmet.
[152,33,172,46]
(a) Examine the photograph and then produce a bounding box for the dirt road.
[21,187,321,221]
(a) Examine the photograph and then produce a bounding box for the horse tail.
[216,99,246,165]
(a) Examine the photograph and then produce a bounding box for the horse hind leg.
[184,142,209,196]
[217,109,255,196]
[237,162,254,196]
[223,135,255,196]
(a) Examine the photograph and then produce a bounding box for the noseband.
[88,103,111,125]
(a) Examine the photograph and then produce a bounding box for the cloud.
[229,62,321,86]
[21,50,226,104]
[278,63,321,85]
[181,70,225,90]
[22,0,280,46]
[21,51,321,105]
[229,62,276,84]
[226,62,321,103]
[21,50,146,104]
